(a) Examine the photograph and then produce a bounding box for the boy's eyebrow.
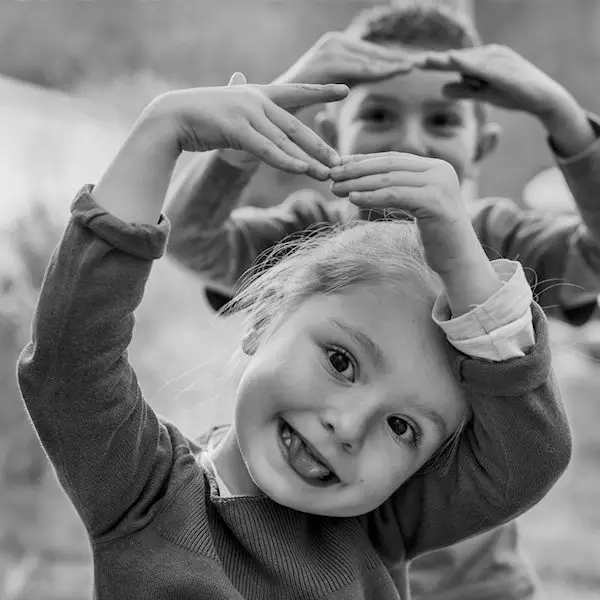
[329,318,389,372]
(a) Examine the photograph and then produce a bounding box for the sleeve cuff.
[451,303,551,395]
[551,111,600,166]
[432,260,534,361]
[71,185,170,260]
[432,259,533,339]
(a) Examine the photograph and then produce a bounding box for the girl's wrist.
[435,222,503,317]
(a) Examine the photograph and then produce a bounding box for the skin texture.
[211,285,468,517]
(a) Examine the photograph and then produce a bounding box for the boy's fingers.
[349,59,414,83]
[442,80,492,102]
[413,52,455,71]
[265,103,341,168]
[265,83,349,109]
[353,38,416,62]
[241,129,310,175]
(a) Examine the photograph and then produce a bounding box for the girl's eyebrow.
[329,318,389,372]
[409,403,450,440]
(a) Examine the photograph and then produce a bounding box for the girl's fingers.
[265,83,349,111]
[331,154,430,181]
[265,102,341,169]
[250,117,330,180]
[331,171,426,196]
[348,187,423,211]
[228,72,248,86]
[240,128,310,175]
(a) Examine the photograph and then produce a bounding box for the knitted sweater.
[18,187,571,600]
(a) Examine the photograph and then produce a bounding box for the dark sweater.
[18,187,571,599]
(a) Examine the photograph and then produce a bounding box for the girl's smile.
[278,418,340,486]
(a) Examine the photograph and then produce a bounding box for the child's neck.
[210,427,262,496]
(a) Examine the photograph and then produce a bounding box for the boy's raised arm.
[166,151,348,293]
[419,45,600,324]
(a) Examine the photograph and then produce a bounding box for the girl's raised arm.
[17,78,348,539]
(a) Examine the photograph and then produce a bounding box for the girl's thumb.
[228,72,247,86]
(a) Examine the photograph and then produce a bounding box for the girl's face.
[230,284,468,517]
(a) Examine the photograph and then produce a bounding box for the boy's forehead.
[348,68,463,107]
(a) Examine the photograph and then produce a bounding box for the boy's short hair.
[344,1,486,123]
[345,0,481,51]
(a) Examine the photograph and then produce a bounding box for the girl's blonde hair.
[226,218,442,337]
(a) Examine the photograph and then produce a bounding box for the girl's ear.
[314,108,338,148]
[474,121,501,164]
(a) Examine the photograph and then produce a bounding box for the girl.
[18,75,570,599]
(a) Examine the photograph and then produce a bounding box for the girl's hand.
[415,44,576,127]
[276,31,415,87]
[330,153,502,315]
[151,73,349,179]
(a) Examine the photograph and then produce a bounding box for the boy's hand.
[330,153,502,315]
[276,32,415,87]
[416,45,579,127]
[154,73,348,179]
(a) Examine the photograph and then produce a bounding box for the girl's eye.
[327,348,356,381]
[387,416,420,446]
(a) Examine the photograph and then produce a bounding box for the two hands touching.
[95,36,590,316]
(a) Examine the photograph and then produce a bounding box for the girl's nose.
[320,403,376,454]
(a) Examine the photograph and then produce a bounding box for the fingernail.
[316,165,330,179]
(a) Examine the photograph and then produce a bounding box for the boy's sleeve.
[471,113,600,326]
[363,300,571,565]
[17,186,200,541]
[166,154,347,293]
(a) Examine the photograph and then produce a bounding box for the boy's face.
[232,284,468,517]
[326,46,492,184]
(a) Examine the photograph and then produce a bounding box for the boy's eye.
[387,416,420,446]
[359,107,394,125]
[327,348,356,381]
[427,112,462,128]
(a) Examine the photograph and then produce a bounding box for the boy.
[166,3,600,599]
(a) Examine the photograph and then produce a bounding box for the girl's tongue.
[282,424,331,480]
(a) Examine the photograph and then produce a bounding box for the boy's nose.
[389,123,427,157]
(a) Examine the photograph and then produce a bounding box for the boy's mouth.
[278,419,339,487]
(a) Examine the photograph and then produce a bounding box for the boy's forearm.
[540,92,596,158]
[166,151,259,234]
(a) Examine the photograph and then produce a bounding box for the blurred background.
[1,0,599,598]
